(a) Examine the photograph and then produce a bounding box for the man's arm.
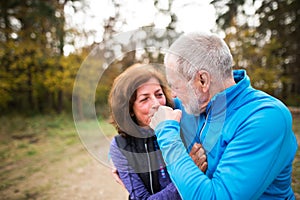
[152,106,296,199]
[111,142,208,187]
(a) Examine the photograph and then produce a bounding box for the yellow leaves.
[43,54,82,95]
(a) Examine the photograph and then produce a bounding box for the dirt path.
[1,139,128,200]
[46,150,129,200]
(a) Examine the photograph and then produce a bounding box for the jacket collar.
[200,70,251,152]
[205,69,250,119]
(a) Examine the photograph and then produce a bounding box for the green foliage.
[1,0,299,115]
[212,0,300,104]
[0,39,83,113]
[228,29,284,95]
[0,0,84,113]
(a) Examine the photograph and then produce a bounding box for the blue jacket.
[155,70,298,199]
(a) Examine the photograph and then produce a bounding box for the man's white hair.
[164,32,233,81]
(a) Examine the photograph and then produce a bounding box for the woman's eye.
[140,97,148,102]
[156,93,164,97]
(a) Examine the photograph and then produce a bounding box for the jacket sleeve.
[173,97,201,152]
[155,106,297,200]
[109,138,182,200]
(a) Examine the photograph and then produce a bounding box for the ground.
[0,115,128,200]
[1,142,128,200]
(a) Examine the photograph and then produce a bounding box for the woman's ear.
[195,70,210,93]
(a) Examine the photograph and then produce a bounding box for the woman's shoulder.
[110,135,126,156]
[110,136,117,148]
[109,135,131,171]
[113,134,130,149]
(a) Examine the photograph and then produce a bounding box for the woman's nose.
[151,98,160,109]
[149,98,160,117]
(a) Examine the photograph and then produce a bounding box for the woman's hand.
[111,167,125,188]
[189,143,208,172]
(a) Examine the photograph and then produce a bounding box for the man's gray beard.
[184,97,201,116]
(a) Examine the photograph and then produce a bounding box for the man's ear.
[195,70,210,93]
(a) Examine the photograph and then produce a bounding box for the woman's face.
[133,77,166,127]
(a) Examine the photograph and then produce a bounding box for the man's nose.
[171,90,177,98]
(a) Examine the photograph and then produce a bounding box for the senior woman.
[109,64,206,199]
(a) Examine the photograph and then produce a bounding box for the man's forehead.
[166,74,189,89]
[166,67,187,81]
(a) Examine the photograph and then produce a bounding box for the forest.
[0,0,299,116]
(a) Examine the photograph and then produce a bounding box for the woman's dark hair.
[108,64,174,137]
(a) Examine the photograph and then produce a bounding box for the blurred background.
[0,0,299,199]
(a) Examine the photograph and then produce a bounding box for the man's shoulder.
[237,88,289,112]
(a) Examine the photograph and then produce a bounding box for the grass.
[0,115,77,198]
[0,114,74,163]
[0,113,118,197]
[0,113,299,198]
[292,115,300,197]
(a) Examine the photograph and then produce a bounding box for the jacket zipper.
[144,141,154,194]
